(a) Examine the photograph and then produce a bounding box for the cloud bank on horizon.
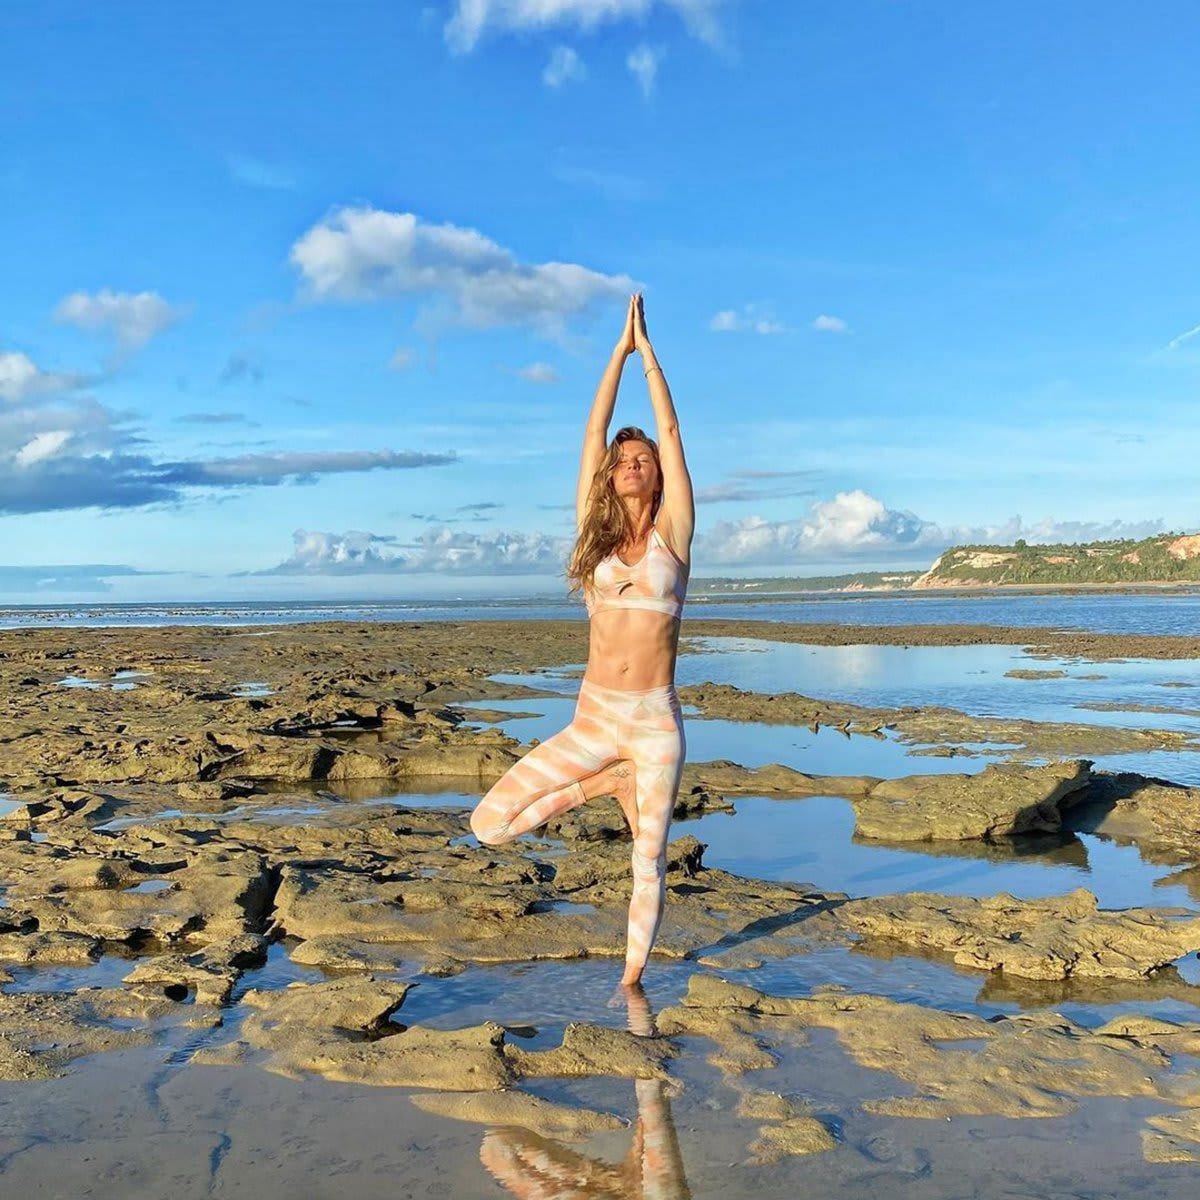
[2,3,1197,599]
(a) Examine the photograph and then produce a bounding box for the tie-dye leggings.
[470,678,686,977]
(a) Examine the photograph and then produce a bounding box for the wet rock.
[0,931,102,965]
[748,1116,837,1162]
[682,759,878,799]
[828,888,1200,980]
[659,974,1200,1129]
[123,933,267,1004]
[0,988,153,1081]
[506,1021,675,1081]
[1074,772,1200,865]
[852,760,1093,841]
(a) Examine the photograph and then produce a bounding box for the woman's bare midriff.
[583,608,681,690]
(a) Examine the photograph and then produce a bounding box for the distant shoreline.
[692,580,1200,602]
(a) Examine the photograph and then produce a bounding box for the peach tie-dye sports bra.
[585,525,688,620]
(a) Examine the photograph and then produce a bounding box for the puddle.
[687,793,1198,911]
[56,669,151,691]
[123,879,175,895]
[0,794,31,819]
[232,682,274,698]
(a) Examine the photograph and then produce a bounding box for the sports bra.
[584,525,688,620]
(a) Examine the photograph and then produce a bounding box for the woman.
[470,292,694,987]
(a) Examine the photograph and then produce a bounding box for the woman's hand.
[614,294,636,358]
[633,292,653,355]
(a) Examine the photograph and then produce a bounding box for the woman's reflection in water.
[479,985,691,1199]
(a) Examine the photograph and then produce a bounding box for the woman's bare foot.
[619,964,644,988]
[604,759,639,839]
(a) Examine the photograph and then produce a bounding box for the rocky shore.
[6,618,1200,1191]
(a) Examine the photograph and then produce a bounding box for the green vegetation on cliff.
[915,533,1200,588]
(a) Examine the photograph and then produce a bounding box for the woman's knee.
[469,804,511,846]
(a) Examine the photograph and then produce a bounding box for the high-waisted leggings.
[469,678,686,976]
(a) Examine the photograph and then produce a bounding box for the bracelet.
[644,365,663,378]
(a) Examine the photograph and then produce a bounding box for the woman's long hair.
[567,426,662,595]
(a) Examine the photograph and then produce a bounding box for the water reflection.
[479,986,691,1200]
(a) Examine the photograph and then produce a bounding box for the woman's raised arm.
[577,296,637,527]
[633,295,694,558]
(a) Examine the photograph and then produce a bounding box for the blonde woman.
[470,293,694,986]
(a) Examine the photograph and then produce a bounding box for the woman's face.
[611,440,660,500]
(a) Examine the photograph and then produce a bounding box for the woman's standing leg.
[619,690,686,983]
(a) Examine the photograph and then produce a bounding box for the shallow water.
[460,695,990,778]
[679,637,1200,729]
[7,587,1200,634]
[9,628,1200,1195]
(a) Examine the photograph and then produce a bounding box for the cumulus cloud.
[543,45,586,86]
[55,289,182,351]
[257,526,570,575]
[812,314,848,333]
[0,350,84,402]
[515,362,561,384]
[693,490,1166,567]
[709,306,785,335]
[290,206,634,337]
[445,0,725,53]
[389,347,417,371]
[626,43,661,96]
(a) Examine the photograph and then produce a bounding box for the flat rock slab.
[199,976,674,1093]
[829,887,1200,980]
[851,759,1094,841]
[658,973,1200,1161]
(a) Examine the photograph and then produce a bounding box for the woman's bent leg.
[469,698,615,844]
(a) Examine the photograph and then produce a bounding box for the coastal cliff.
[913,533,1200,589]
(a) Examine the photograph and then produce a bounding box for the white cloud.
[516,362,561,384]
[290,206,635,337]
[627,43,661,96]
[0,366,458,515]
[812,314,848,334]
[543,45,586,86]
[389,347,417,371]
[693,490,1166,567]
[708,305,784,335]
[259,526,571,575]
[54,289,182,350]
[445,0,724,53]
[0,351,84,402]
[13,429,72,468]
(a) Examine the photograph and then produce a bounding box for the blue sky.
[3,0,1199,601]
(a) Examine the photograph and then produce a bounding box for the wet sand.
[4,619,1200,1195]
